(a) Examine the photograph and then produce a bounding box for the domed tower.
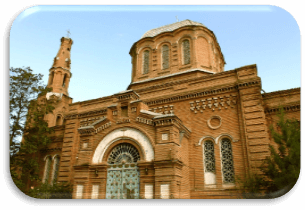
[47,37,73,97]
[129,19,225,84]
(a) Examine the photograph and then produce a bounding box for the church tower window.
[143,50,150,74]
[220,138,235,183]
[162,45,169,70]
[62,74,67,87]
[49,71,54,85]
[182,39,190,65]
[56,115,62,126]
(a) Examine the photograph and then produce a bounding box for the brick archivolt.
[196,133,238,146]
[92,128,154,164]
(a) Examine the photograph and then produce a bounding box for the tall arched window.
[43,156,52,183]
[56,115,62,126]
[51,155,60,184]
[220,138,234,183]
[203,140,216,185]
[182,39,190,65]
[143,50,150,74]
[49,71,55,85]
[62,74,67,87]
[162,45,169,70]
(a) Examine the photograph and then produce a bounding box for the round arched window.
[107,143,140,165]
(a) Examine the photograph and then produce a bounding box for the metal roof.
[141,19,205,38]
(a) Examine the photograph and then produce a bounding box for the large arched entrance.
[105,143,140,199]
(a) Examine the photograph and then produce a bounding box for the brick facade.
[37,20,300,199]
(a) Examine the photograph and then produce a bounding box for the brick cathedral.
[38,20,300,199]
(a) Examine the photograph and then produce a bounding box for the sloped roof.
[141,19,205,38]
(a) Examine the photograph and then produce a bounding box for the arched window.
[43,156,52,183]
[203,140,216,185]
[49,71,55,85]
[182,39,190,65]
[143,50,150,74]
[56,115,62,126]
[62,74,67,87]
[51,156,60,184]
[220,138,234,183]
[162,45,169,70]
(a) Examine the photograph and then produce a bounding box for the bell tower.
[47,36,73,98]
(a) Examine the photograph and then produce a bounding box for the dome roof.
[141,19,205,38]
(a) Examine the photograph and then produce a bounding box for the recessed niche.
[207,116,222,130]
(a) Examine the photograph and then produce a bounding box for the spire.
[47,37,73,97]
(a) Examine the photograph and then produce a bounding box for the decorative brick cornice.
[153,114,191,138]
[189,94,237,113]
[264,104,300,114]
[65,108,107,120]
[262,87,300,99]
[130,65,258,94]
[145,80,260,106]
[113,90,140,101]
[78,116,111,136]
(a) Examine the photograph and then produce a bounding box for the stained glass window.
[221,139,234,183]
[143,50,150,74]
[182,39,190,65]
[162,45,169,70]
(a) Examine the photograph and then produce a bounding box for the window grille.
[107,143,140,165]
[204,141,215,173]
[43,156,52,183]
[162,45,169,69]
[182,39,190,65]
[221,139,234,183]
[51,156,60,184]
[143,50,150,74]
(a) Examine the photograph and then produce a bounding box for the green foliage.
[10,67,45,157]
[240,108,300,198]
[262,108,300,195]
[28,183,73,199]
[10,67,57,194]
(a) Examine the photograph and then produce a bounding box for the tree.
[240,108,300,198]
[262,108,300,197]
[10,67,56,193]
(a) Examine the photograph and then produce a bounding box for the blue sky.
[10,5,300,103]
